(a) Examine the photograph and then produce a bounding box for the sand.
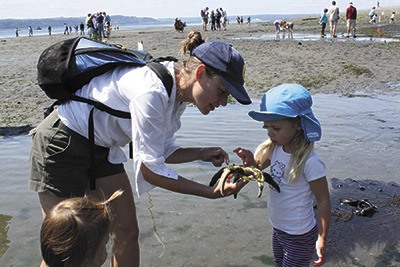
[1,9,400,135]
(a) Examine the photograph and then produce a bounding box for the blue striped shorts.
[272,224,318,267]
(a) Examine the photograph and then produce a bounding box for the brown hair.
[178,31,217,81]
[40,190,123,267]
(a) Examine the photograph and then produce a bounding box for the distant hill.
[0,15,161,29]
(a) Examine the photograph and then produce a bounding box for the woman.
[30,31,251,267]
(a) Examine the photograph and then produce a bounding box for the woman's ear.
[195,64,206,82]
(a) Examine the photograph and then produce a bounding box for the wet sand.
[1,8,400,135]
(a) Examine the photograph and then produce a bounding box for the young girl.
[40,190,123,267]
[234,84,331,267]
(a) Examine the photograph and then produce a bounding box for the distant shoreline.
[0,13,316,38]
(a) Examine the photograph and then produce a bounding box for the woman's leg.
[87,172,140,267]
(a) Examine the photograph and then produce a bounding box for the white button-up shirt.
[58,62,186,196]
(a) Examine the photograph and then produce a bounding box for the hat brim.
[248,111,295,122]
[248,111,322,142]
[220,77,251,105]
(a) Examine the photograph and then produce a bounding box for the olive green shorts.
[29,110,125,198]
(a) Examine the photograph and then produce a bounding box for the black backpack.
[38,36,177,117]
[37,36,177,189]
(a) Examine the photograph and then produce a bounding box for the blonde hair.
[254,119,314,183]
[40,190,123,267]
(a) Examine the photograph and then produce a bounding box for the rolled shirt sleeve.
[129,82,185,196]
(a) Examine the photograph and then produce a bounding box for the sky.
[1,0,399,19]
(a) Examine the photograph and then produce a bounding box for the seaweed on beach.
[342,63,374,77]
[325,178,400,264]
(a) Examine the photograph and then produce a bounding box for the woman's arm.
[166,147,229,167]
[310,176,331,266]
[140,163,247,199]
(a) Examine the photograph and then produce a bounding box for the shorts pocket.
[45,129,72,159]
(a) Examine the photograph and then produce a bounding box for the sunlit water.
[1,91,400,266]
[233,32,400,43]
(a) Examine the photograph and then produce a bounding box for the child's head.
[324,8,328,13]
[249,83,321,143]
[40,190,123,267]
[250,84,321,182]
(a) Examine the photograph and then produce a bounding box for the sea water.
[1,91,400,266]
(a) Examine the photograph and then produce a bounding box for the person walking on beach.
[216,9,222,31]
[96,12,105,40]
[28,26,33,36]
[47,25,52,36]
[63,23,69,35]
[369,6,377,24]
[389,11,395,24]
[320,8,329,37]
[346,2,357,38]
[86,13,96,39]
[15,28,19,37]
[233,84,331,267]
[79,22,85,35]
[220,7,228,31]
[40,190,123,267]
[30,30,251,267]
[210,10,216,31]
[329,1,340,38]
[200,6,209,31]
[201,7,209,31]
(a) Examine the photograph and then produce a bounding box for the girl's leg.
[279,225,318,267]
[87,172,140,267]
[272,228,284,267]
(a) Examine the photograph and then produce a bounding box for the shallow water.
[1,91,400,266]
[233,32,400,43]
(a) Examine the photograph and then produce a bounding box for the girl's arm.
[310,176,331,266]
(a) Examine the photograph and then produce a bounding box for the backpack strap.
[70,95,131,118]
[83,61,175,190]
[88,107,96,190]
[147,61,174,97]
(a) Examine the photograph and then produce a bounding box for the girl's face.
[263,118,301,153]
[192,65,229,115]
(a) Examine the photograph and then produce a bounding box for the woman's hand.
[233,147,256,166]
[200,147,229,167]
[210,174,249,199]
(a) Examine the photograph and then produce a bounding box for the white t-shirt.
[329,5,340,21]
[58,62,186,196]
[267,145,326,235]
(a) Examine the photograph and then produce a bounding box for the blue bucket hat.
[192,41,251,105]
[248,84,322,142]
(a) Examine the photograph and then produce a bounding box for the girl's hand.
[200,147,229,167]
[314,235,327,266]
[233,147,256,166]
